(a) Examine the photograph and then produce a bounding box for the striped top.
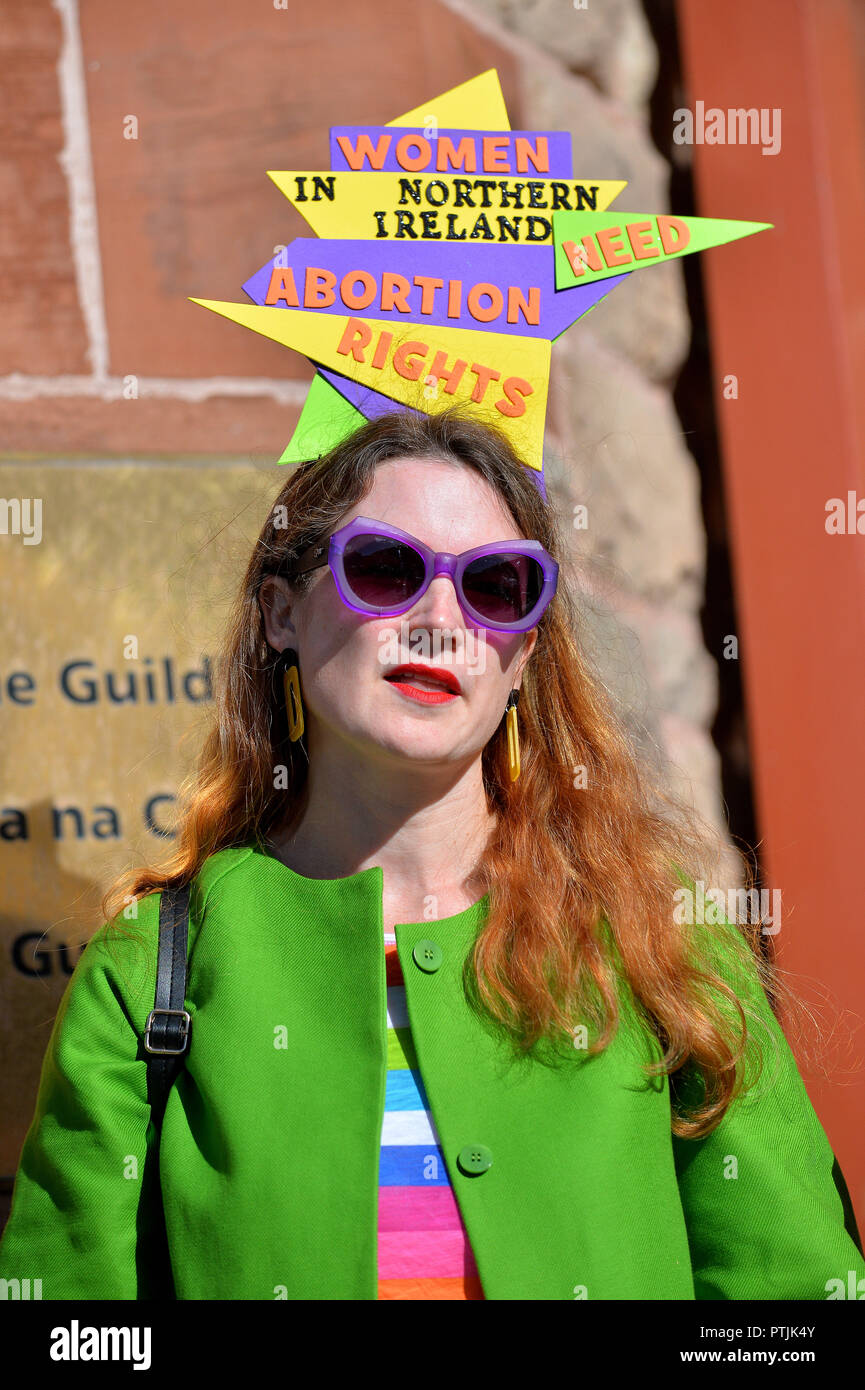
[377,934,485,1300]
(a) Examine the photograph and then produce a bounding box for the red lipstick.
[384,663,462,705]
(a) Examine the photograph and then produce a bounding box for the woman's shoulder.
[97,843,259,937]
[79,844,263,1011]
[191,842,261,909]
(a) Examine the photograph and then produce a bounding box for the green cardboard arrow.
[279,371,367,465]
[553,210,772,288]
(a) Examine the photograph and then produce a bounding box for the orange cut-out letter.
[428,350,468,394]
[393,340,428,380]
[496,377,533,418]
[336,318,372,361]
[265,268,300,306]
[340,270,377,311]
[626,221,660,260]
[657,215,691,256]
[304,268,337,307]
[596,226,631,268]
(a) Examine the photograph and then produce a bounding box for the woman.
[1,408,862,1301]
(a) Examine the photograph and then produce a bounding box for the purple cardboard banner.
[329,126,573,178]
[243,239,627,343]
[317,366,423,422]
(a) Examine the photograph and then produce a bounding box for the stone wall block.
[546,332,705,609]
[463,0,657,108]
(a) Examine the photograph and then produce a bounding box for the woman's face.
[259,456,538,773]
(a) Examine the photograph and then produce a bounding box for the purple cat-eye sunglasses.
[284,516,559,633]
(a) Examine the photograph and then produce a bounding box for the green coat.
[1,843,862,1300]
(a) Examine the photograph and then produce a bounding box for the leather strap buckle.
[144,1007,191,1056]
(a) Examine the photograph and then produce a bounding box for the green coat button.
[412,940,442,973]
[457,1144,493,1176]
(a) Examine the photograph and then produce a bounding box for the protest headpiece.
[192,69,770,497]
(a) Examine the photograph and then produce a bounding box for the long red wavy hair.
[102,407,799,1139]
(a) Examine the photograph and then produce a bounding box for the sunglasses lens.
[342,534,426,608]
[462,553,545,625]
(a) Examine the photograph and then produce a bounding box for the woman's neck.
[266,741,496,927]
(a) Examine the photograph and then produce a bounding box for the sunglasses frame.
[286,516,559,633]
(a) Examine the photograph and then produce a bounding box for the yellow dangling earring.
[282,648,305,742]
[505,689,520,781]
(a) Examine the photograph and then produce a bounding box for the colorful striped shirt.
[377,934,485,1299]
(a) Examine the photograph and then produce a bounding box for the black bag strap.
[144,882,192,1130]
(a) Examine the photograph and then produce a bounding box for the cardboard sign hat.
[192,69,771,496]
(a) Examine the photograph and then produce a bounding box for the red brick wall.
[0,0,520,454]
